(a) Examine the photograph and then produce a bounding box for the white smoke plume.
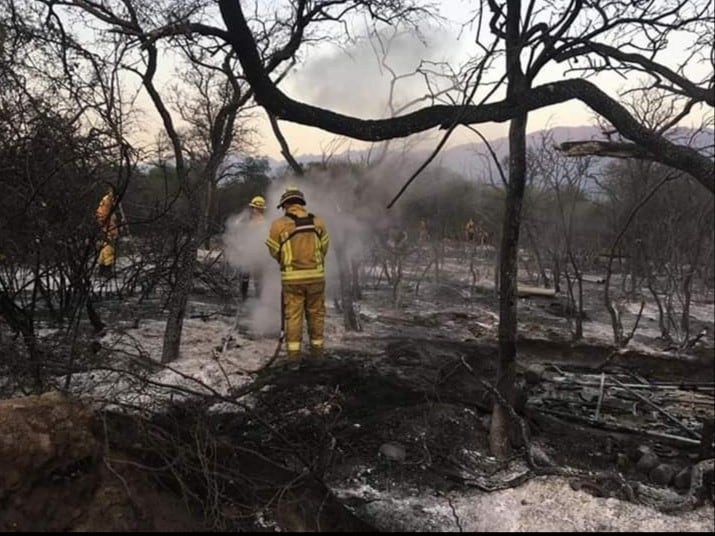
[285,26,462,119]
[222,209,282,336]
[220,154,416,340]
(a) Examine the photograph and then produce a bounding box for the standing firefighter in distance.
[95,187,119,278]
[266,188,330,360]
[240,195,266,301]
[418,217,430,242]
[464,218,476,242]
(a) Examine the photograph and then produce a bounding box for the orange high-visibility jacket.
[266,204,329,284]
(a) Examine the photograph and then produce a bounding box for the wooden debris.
[608,376,700,439]
[528,361,713,450]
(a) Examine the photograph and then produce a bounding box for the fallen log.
[517,285,557,298]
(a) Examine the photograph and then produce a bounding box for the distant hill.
[262,124,712,182]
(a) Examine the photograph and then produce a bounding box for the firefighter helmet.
[248,196,266,210]
[277,188,306,208]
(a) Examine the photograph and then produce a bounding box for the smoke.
[221,155,417,339]
[284,26,458,119]
[222,209,282,335]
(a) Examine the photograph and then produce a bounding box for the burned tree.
[29,0,307,363]
[215,0,714,456]
[0,5,136,392]
[525,131,599,340]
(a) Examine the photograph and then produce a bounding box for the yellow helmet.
[277,188,306,208]
[248,196,266,210]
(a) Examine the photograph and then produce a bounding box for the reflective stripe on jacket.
[266,204,329,283]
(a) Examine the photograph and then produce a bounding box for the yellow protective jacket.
[266,204,329,283]
[95,193,118,239]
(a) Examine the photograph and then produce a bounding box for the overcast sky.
[119,0,711,162]
[247,0,710,161]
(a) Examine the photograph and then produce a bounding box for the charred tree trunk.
[491,112,528,458]
[567,252,584,340]
[525,223,550,288]
[0,291,42,392]
[490,0,527,459]
[85,296,105,334]
[161,229,199,363]
[201,166,218,250]
[552,254,562,293]
[680,269,693,343]
[350,258,362,300]
[335,242,359,331]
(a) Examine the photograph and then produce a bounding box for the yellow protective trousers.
[283,281,325,357]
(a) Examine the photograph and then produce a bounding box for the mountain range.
[263,125,713,181]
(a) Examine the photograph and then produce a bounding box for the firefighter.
[95,187,119,278]
[240,195,266,301]
[464,218,476,241]
[418,217,430,242]
[266,188,330,361]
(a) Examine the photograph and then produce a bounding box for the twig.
[212,349,233,389]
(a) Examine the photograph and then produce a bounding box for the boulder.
[636,451,660,473]
[649,464,676,486]
[673,466,692,490]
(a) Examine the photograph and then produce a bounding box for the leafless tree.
[0,1,139,391]
[527,130,598,339]
[30,0,312,363]
[215,0,713,457]
[170,47,258,249]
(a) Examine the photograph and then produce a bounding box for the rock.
[605,435,615,455]
[636,444,652,457]
[696,459,714,501]
[524,365,545,385]
[379,442,406,462]
[616,453,630,471]
[649,464,676,486]
[513,381,529,413]
[673,466,692,490]
[636,451,660,473]
[529,444,554,467]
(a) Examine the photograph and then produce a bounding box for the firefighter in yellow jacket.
[95,187,119,278]
[266,188,329,360]
[241,195,266,301]
[464,218,476,241]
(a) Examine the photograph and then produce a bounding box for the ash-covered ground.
[2,243,713,531]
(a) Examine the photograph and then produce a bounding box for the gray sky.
[248,0,711,160]
[121,0,711,161]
